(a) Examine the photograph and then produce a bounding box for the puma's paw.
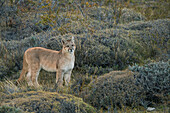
[28,82,34,87]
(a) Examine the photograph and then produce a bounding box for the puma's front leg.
[56,69,64,87]
[64,70,72,86]
[56,70,58,83]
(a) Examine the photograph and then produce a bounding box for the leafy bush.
[81,70,144,109]
[129,61,170,102]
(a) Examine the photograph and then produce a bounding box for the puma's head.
[62,36,76,53]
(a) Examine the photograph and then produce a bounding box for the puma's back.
[25,47,61,72]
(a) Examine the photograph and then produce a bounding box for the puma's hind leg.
[30,61,41,88]
[26,69,33,86]
[17,68,27,85]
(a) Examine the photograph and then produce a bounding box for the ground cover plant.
[0,0,169,112]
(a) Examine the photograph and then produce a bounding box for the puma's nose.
[69,49,73,52]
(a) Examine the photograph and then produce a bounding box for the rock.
[147,107,155,111]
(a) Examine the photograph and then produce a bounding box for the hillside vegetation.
[0,0,169,112]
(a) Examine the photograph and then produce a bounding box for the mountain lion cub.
[17,36,76,88]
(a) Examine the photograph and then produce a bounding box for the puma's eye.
[66,45,69,47]
[72,44,74,46]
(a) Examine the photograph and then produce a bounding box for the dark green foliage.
[129,61,170,102]
[132,0,170,20]
[0,105,23,113]
[81,70,144,109]
[71,73,92,96]
[125,19,170,61]
[120,8,145,23]
[0,4,36,41]
[74,32,142,71]
[87,7,118,24]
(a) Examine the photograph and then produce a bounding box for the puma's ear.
[62,39,65,45]
[71,36,75,42]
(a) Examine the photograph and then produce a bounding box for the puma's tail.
[17,54,28,85]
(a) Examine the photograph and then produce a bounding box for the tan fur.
[17,36,76,88]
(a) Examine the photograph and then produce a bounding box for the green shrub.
[129,61,170,102]
[81,70,144,109]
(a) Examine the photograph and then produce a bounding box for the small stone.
[147,107,155,111]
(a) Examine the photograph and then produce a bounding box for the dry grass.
[0,78,19,94]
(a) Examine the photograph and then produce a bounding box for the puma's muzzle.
[68,49,74,53]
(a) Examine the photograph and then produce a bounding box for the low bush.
[0,91,96,113]
[0,105,23,113]
[129,61,170,103]
[81,70,144,109]
[120,8,145,23]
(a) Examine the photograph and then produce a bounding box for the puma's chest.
[59,57,75,71]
